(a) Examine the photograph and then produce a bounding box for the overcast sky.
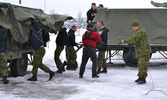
[0,0,166,17]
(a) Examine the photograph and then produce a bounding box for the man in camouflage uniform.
[28,20,55,81]
[0,28,9,84]
[66,25,79,70]
[97,21,109,74]
[122,20,152,84]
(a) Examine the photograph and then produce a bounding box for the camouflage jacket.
[124,27,152,58]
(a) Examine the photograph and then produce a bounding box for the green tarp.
[0,2,73,43]
[151,1,167,7]
[94,8,167,45]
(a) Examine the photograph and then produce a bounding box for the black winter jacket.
[66,29,78,47]
[98,27,109,51]
[56,28,67,46]
[87,8,97,22]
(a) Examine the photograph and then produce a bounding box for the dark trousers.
[66,46,78,68]
[79,46,97,76]
[54,46,64,69]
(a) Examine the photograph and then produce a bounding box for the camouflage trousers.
[0,53,8,77]
[54,46,64,69]
[137,55,150,78]
[66,46,78,68]
[98,51,107,68]
[32,47,50,75]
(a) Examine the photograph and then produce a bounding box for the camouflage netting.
[93,8,167,45]
[0,2,73,43]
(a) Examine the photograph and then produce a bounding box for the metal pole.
[44,0,46,12]
[19,0,21,4]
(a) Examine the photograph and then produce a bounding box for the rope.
[27,55,33,65]
[145,69,167,96]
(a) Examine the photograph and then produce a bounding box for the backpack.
[30,30,44,50]
[42,30,50,47]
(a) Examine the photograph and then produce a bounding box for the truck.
[0,2,72,76]
[93,8,167,67]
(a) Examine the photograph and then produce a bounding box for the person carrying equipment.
[28,20,55,81]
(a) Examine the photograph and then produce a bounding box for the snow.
[0,29,167,100]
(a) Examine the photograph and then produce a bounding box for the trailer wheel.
[10,54,28,77]
[123,47,138,67]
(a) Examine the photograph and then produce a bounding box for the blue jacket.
[0,28,7,53]
[98,27,109,51]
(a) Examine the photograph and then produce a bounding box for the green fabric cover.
[93,8,167,45]
[0,2,73,43]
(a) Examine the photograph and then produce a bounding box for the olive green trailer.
[0,2,72,76]
[93,8,167,66]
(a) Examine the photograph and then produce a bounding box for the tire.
[123,47,138,67]
[10,54,28,77]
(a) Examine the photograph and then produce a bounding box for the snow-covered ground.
[1,29,167,100]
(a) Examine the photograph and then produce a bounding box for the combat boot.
[137,78,146,84]
[56,61,68,73]
[135,77,142,83]
[92,74,99,78]
[49,71,55,80]
[27,75,37,81]
[66,64,72,70]
[101,68,107,73]
[79,75,83,78]
[71,64,77,71]
[56,69,63,74]
[2,77,9,84]
[62,61,67,72]
[97,68,101,74]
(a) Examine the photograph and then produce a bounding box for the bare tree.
[77,11,84,28]
[78,11,82,20]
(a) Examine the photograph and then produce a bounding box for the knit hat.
[131,20,140,27]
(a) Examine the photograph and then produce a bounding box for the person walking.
[28,20,55,81]
[54,24,67,73]
[66,25,79,70]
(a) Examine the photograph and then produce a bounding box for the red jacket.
[82,30,102,48]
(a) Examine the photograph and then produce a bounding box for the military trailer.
[0,2,72,76]
[93,8,167,67]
